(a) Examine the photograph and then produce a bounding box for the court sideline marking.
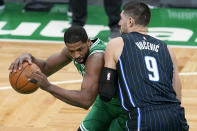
[0,80,82,90]
[0,72,197,90]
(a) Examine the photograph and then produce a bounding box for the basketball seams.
[9,62,40,94]
[15,63,30,89]
[19,81,38,94]
[17,79,31,90]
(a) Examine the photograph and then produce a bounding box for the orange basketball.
[9,62,40,94]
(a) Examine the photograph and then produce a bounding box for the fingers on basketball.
[9,62,41,94]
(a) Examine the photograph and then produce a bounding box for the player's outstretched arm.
[39,47,72,76]
[9,47,72,77]
[168,46,182,102]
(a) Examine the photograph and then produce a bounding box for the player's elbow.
[81,104,90,110]
[80,101,91,110]
[80,96,95,110]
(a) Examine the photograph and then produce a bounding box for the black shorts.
[126,104,189,131]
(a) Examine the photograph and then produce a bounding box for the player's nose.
[73,52,80,59]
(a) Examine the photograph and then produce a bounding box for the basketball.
[9,62,40,94]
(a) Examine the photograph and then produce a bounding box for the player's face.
[66,40,91,64]
[119,11,129,34]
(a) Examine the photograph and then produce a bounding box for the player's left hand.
[28,70,51,91]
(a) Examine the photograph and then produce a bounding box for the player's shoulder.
[86,50,104,66]
[107,37,123,47]
[106,37,123,49]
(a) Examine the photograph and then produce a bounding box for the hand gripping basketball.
[9,62,41,94]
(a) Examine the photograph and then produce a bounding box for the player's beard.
[76,51,89,64]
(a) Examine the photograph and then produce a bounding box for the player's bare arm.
[37,47,72,76]
[99,37,124,101]
[30,52,104,109]
[168,46,182,101]
[9,47,72,77]
[104,37,124,69]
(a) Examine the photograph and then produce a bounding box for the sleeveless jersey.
[73,38,105,76]
[117,32,180,111]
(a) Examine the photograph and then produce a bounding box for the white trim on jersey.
[90,38,100,49]
[80,122,89,131]
[89,50,104,56]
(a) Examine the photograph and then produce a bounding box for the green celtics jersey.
[73,38,105,76]
[74,38,128,131]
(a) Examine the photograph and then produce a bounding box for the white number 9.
[144,56,159,81]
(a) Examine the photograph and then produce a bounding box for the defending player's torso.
[73,38,105,76]
[117,32,180,111]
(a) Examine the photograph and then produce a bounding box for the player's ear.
[87,39,91,47]
[128,17,135,28]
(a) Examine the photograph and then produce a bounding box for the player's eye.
[77,48,82,52]
[69,50,74,53]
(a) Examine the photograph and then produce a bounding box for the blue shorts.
[127,104,189,131]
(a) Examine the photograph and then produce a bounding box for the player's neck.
[130,25,147,35]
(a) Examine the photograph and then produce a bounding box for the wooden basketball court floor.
[0,41,197,131]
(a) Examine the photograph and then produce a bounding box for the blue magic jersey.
[117,32,180,111]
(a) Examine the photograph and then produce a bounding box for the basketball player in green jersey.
[9,26,127,131]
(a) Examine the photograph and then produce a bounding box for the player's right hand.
[9,53,33,73]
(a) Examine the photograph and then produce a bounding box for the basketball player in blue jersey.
[9,26,127,131]
[99,1,189,130]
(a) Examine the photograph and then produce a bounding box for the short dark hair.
[64,26,88,44]
[123,2,151,26]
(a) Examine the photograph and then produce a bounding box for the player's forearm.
[30,54,64,77]
[45,84,92,109]
[29,53,47,73]
[52,94,89,109]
